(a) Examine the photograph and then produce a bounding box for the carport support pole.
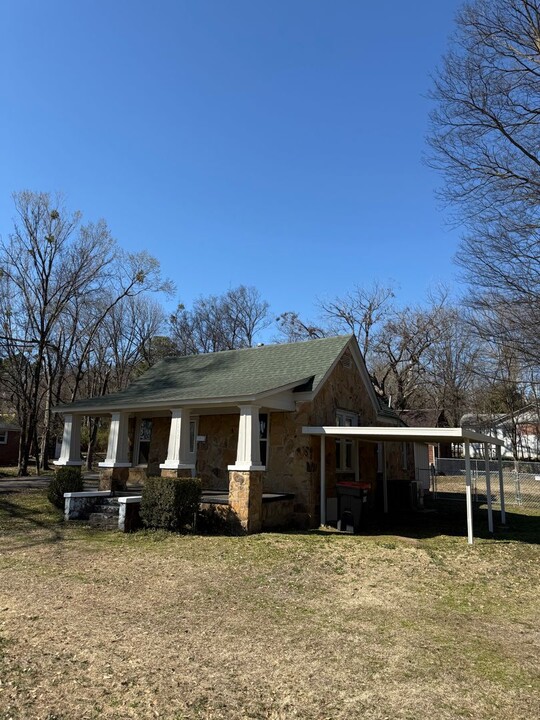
[484,442,494,534]
[320,435,326,526]
[497,445,506,525]
[465,440,474,545]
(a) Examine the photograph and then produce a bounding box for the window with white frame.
[335,410,358,472]
[136,419,153,465]
[0,431,7,444]
[259,413,269,466]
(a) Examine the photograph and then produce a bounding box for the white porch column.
[497,445,506,525]
[320,435,326,526]
[465,439,474,545]
[484,442,494,534]
[228,405,265,471]
[159,408,195,472]
[98,412,131,468]
[54,414,84,466]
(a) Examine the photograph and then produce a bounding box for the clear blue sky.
[1,0,464,325]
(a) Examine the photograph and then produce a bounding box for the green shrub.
[140,476,202,531]
[47,466,84,509]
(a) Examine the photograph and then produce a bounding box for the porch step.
[88,498,120,530]
[88,512,119,529]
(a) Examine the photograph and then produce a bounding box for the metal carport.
[302,426,506,545]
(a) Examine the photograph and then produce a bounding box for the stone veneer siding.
[196,414,238,490]
[263,349,413,526]
[121,348,414,526]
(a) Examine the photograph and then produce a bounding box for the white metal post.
[484,442,493,534]
[465,439,474,545]
[320,435,326,526]
[497,445,506,525]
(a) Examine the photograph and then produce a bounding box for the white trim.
[63,490,112,498]
[117,496,143,505]
[0,430,7,444]
[228,464,267,472]
[302,426,504,446]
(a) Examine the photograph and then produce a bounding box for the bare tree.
[274,312,328,343]
[428,0,540,367]
[318,282,395,362]
[0,191,172,474]
[170,285,270,354]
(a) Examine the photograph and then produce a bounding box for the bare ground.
[1,492,539,720]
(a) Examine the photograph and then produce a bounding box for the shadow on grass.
[0,495,65,550]
[302,497,540,545]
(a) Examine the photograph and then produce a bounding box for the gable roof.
[56,335,357,414]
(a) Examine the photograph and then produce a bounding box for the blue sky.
[1,0,464,327]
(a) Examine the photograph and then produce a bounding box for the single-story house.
[55,335,506,542]
[461,405,540,460]
[0,420,21,465]
[54,335,418,531]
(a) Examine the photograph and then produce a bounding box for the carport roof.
[302,426,505,446]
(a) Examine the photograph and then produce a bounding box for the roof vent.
[341,355,352,369]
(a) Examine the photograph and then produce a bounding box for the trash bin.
[336,481,371,533]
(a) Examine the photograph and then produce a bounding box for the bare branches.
[428,0,540,371]
[0,191,172,473]
[170,285,270,354]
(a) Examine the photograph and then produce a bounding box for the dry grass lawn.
[1,491,539,720]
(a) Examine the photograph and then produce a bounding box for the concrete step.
[92,503,120,515]
[88,512,119,530]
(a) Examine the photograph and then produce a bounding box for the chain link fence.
[433,457,540,509]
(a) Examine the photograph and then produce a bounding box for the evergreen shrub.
[47,466,84,509]
[140,476,202,531]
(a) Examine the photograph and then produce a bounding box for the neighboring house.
[54,335,415,532]
[461,406,540,460]
[0,421,21,465]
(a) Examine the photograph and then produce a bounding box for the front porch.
[55,403,291,533]
[63,478,295,533]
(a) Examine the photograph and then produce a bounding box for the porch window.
[137,419,153,465]
[336,410,357,472]
[259,413,269,466]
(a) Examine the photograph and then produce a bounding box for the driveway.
[0,473,100,494]
[0,476,52,494]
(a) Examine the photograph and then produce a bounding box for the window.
[259,413,269,466]
[0,431,7,445]
[335,410,357,472]
[137,419,153,465]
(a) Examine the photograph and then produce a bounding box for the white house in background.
[461,405,540,460]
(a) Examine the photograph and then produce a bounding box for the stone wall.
[262,348,384,527]
[146,416,170,476]
[196,414,238,490]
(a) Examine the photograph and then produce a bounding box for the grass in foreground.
[0,492,539,720]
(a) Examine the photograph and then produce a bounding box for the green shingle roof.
[58,335,354,413]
